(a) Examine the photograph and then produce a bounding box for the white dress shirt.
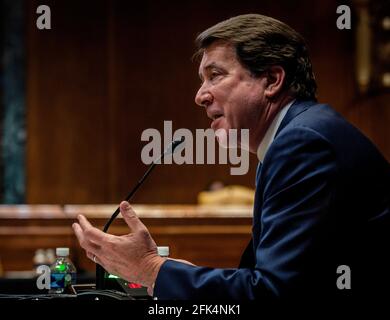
[256,100,295,163]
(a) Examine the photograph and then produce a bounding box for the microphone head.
[171,136,185,152]
[153,137,185,164]
[163,137,185,156]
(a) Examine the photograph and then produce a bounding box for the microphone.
[96,137,185,290]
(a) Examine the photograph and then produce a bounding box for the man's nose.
[195,86,213,108]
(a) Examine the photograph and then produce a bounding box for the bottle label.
[50,272,76,289]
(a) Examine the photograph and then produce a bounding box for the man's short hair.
[195,14,317,101]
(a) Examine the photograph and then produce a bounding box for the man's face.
[195,41,268,151]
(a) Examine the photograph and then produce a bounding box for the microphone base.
[71,284,134,300]
[72,281,150,300]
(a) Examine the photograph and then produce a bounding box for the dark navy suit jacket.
[154,100,390,300]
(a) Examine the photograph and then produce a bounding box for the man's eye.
[210,72,220,80]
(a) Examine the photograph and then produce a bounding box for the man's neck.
[250,94,295,154]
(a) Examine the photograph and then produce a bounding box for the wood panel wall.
[0,205,252,272]
[25,0,389,204]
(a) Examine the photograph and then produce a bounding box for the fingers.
[77,215,106,240]
[73,222,101,252]
[72,222,84,244]
[72,215,105,254]
[86,251,97,263]
[77,214,93,230]
[120,201,147,233]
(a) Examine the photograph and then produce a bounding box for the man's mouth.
[206,110,224,129]
[211,115,223,130]
[211,114,223,120]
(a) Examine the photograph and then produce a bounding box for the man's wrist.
[144,255,166,288]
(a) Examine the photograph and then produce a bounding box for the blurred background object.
[0,204,252,288]
[198,182,255,205]
[354,0,390,94]
[0,256,4,277]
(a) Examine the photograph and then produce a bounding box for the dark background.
[20,0,389,204]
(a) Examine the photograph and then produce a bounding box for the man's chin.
[216,136,228,148]
[214,128,240,149]
[214,128,228,148]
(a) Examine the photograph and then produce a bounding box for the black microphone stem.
[103,162,157,233]
[95,162,157,289]
[96,137,184,290]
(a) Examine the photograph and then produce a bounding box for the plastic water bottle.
[49,248,77,294]
[157,246,169,258]
[152,246,169,300]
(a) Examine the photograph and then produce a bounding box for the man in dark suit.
[73,14,389,300]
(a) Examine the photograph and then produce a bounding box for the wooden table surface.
[0,204,252,274]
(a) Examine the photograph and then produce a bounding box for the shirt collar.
[256,99,295,163]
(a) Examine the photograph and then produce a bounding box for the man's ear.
[264,66,286,99]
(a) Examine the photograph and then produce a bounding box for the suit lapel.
[275,100,317,139]
[246,100,317,259]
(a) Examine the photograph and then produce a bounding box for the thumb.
[120,201,145,233]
